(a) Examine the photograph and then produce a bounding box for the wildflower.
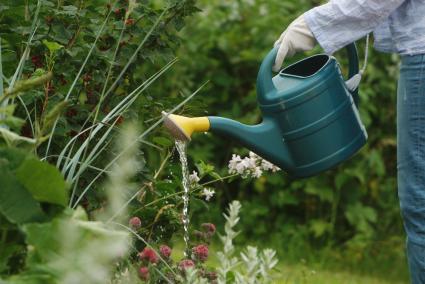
[202,188,215,201]
[129,216,141,230]
[228,154,242,172]
[159,245,172,259]
[138,247,158,264]
[179,259,195,271]
[138,266,149,281]
[201,223,216,234]
[189,170,200,186]
[252,166,263,178]
[192,244,209,262]
[261,159,280,172]
[228,151,280,178]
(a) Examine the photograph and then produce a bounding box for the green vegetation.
[0,0,408,283]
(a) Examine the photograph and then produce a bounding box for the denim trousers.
[398,54,425,283]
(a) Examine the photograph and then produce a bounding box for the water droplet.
[176,140,191,258]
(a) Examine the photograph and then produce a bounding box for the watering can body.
[208,44,368,178]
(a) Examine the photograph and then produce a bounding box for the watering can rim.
[278,54,336,80]
[257,43,360,106]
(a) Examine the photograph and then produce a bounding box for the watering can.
[163,43,368,178]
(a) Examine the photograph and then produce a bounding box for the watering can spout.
[208,117,295,172]
[162,111,294,173]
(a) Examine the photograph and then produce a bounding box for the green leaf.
[16,159,68,206]
[309,220,330,238]
[152,136,173,147]
[196,160,215,177]
[0,170,46,224]
[42,40,64,54]
[0,244,23,273]
[0,147,27,171]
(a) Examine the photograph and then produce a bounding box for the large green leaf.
[0,171,46,224]
[16,159,68,207]
[0,147,27,171]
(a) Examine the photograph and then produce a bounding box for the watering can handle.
[257,43,360,106]
[345,43,360,106]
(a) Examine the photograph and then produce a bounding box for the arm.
[304,0,405,54]
[274,0,406,70]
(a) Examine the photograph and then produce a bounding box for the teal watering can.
[163,43,368,178]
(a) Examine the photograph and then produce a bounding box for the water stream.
[175,140,190,257]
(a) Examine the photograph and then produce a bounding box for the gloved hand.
[273,15,317,72]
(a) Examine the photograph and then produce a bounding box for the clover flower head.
[159,245,172,259]
[201,223,216,234]
[179,259,195,270]
[129,216,142,230]
[138,266,149,281]
[192,244,209,262]
[138,247,158,264]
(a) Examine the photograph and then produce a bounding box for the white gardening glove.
[273,15,317,72]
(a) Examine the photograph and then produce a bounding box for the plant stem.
[107,151,172,223]
[200,174,239,186]
[134,173,240,212]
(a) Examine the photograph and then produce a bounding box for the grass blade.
[72,81,208,209]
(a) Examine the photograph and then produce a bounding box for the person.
[273,1,425,283]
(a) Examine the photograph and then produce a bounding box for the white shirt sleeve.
[304,0,405,54]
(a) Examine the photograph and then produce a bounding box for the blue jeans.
[398,54,425,283]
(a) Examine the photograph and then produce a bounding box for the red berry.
[31,55,43,68]
[83,73,92,83]
[65,108,78,118]
[116,115,124,125]
[125,18,135,26]
[45,15,53,25]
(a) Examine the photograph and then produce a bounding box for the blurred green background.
[161,0,407,282]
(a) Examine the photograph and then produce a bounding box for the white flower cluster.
[228,152,280,179]
[188,171,200,186]
[189,171,215,202]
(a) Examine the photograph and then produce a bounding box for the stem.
[135,187,202,212]
[133,174,240,213]
[328,185,341,245]
[200,174,239,187]
[0,229,7,255]
[107,151,172,223]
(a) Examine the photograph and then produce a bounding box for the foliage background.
[168,0,406,280]
[0,0,408,282]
